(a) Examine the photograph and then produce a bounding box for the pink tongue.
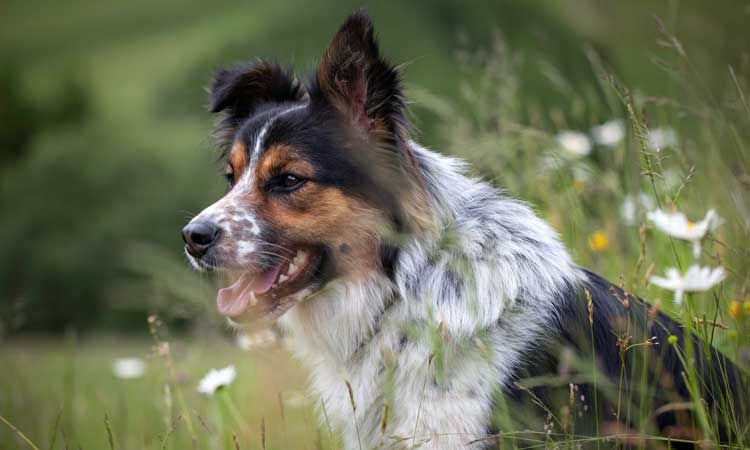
[215,263,284,317]
[249,263,284,294]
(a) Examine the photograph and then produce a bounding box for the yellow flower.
[729,301,742,318]
[588,231,609,252]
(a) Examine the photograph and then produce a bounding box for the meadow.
[2,1,750,449]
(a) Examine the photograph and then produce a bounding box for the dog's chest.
[283,297,505,450]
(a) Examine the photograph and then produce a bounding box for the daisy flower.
[591,119,625,147]
[198,365,237,396]
[557,131,592,157]
[646,127,678,151]
[647,209,721,256]
[112,357,145,379]
[650,265,725,305]
[620,193,655,226]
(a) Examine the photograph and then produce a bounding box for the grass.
[2,1,750,449]
[1,333,335,450]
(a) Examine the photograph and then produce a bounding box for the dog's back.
[506,269,749,446]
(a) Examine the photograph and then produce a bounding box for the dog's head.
[182,10,429,327]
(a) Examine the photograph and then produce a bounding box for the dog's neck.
[278,142,583,448]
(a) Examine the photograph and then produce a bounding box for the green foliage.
[2,1,750,448]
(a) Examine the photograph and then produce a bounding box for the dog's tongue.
[216,263,283,317]
[250,263,283,294]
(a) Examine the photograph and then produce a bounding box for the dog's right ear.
[209,61,304,118]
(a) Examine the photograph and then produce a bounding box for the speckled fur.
[278,144,583,449]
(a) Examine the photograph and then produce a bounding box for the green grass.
[2,0,750,448]
[1,334,334,450]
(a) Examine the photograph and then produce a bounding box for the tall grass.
[3,14,750,450]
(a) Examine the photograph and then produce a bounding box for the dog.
[182,10,747,449]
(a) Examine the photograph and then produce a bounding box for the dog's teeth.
[288,263,298,275]
[279,274,288,283]
[249,292,258,306]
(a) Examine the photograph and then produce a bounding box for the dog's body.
[182,10,745,449]
[279,144,582,448]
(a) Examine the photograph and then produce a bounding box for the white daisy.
[112,358,145,379]
[557,130,592,157]
[620,193,656,226]
[591,119,625,147]
[650,265,725,305]
[647,209,721,256]
[198,365,237,395]
[647,127,678,151]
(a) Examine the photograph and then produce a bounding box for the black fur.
[505,270,748,445]
[209,61,304,154]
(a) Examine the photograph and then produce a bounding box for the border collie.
[182,10,746,449]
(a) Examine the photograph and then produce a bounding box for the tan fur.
[242,143,388,279]
[228,141,248,181]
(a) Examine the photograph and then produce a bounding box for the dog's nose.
[182,221,221,258]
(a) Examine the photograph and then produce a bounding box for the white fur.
[278,143,584,449]
[189,104,306,269]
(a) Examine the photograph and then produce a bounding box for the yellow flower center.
[686,221,695,230]
[588,231,609,252]
[573,180,585,193]
[729,300,742,318]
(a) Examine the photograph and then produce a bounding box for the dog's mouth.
[216,248,323,324]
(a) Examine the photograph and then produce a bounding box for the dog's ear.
[209,61,303,118]
[313,9,407,137]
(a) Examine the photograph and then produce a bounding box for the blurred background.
[1,1,749,449]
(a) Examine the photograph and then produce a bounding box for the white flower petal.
[650,265,725,305]
[198,365,237,396]
[647,127,678,150]
[557,131,592,157]
[621,193,656,226]
[647,209,721,242]
[591,119,625,147]
[112,358,145,379]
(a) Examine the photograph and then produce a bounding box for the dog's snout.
[182,220,221,258]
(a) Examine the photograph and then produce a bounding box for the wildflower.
[620,193,656,226]
[646,127,678,150]
[198,365,237,395]
[557,130,592,157]
[588,231,609,252]
[112,357,145,379]
[647,209,722,256]
[667,335,678,345]
[729,301,742,318]
[591,119,625,147]
[650,265,725,305]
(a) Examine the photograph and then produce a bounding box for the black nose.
[182,221,220,258]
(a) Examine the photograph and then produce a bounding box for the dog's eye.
[268,173,306,193]
[223,167,234,186]
[282,174,302,188]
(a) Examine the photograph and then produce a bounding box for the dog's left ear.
[314,9,406,138]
